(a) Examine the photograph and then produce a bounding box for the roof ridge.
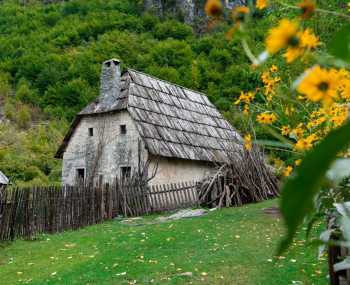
[126,68,210,100]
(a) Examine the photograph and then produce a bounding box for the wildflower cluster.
[204,0,350,179]
[256,112,277,124]
[234,91,255,114]
[261,66,280,101]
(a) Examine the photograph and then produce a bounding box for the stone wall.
[62,109,215,186]
[148,154,214,185]
[62,111,147,185]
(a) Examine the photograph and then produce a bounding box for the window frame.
[120,166,131,180]
[76,168,85,183]
[120,124,127,135]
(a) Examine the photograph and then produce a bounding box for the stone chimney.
[99,59,121,106]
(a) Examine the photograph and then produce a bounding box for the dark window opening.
[76,168,85,182]
[88,128,93,136]
[121,167,131,180]
[98,174,103,186]
[120,124,127,135]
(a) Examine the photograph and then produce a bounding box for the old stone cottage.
[0,170,9,190]
[56,59,242,186]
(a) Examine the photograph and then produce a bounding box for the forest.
[0,0,345,185]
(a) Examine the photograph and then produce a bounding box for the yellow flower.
[205,0,223,18]
[294,134,318,151]
[256,112,277,124]
[284,43,305,63]
[243,104,249,115]
[266,19,299,54]
[232,6,250,24]
[283,166,293,177]
[337,69,350,100]
[256,0,268,10]
[301,29,320,49]
[292,123,305,137]
[297,0,316,19]
[307,117,326,129]
[261,71,280,97]
[244,134,252,151]
[266,19,319,62]
[284,29,319,63]
[297,66,340,106]
[348,2,350,13]
[294,138,312,151]
[328,104,349,127]
[295,159,302,166]
[281,125,290,136]
[235,91,255,104]
[270,65,278,72]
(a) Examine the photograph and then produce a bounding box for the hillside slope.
[0,0,345,185]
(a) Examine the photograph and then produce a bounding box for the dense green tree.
[0,0,342,185]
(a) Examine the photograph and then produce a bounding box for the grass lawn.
[0,199,327,285]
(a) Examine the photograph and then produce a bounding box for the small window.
[88,128,93,137]
[76,168,85,182]
[120,124,127,135]
[98,174,103,186]
[121,166,131,180]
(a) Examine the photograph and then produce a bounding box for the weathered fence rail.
[0,181,199,241]
[148,181,199,212]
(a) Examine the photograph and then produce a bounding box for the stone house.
[55,59,242,186]
[0,170,9,190]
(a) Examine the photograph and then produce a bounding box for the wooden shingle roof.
[55,69,242,162]
[127,69,242,163]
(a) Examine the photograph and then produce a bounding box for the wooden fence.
[148,181,199,212]
[0,181,199,241]
[328,243,350,285]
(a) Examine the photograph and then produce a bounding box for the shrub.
[15,105,32,129]
[154,20,193,40]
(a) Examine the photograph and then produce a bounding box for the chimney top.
[103,58,121,67]
[99,58,121,106]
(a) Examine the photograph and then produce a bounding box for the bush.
[154,20,193,40]
[15,105,32,129]
[4,100,16,121]
[16,79,38,104]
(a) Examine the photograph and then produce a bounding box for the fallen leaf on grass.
[176,272,192,277]
[115,272,127,276]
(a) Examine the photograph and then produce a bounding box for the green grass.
[0,199,327,285]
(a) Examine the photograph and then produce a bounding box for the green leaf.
[328,24,350,62]
[278,122,350,254]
